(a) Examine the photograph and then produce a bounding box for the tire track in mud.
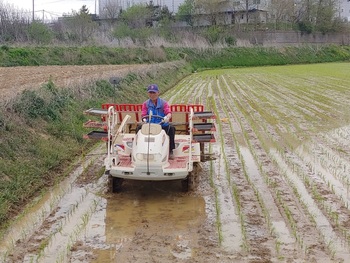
[2,154,221,263]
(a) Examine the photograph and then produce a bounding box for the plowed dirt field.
[0,64,156,101]
[1,62,350,263]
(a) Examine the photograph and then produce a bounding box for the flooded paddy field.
[1,62,350,262]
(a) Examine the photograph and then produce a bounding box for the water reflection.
[91,181,206,262]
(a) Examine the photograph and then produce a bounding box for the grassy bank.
[0,45,350,231]
[0,60,190,230]
[187,45,350,70]
[0,46,178,66]
[1,45,350,68]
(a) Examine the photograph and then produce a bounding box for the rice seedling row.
[171,63,350,262]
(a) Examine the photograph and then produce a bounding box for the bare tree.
[194,0,231,26]
[235,0,256,23]
[233,0,260,24]
[269,0,295,27]
[103,0,121,22]
[0,2,31,42]
[60,5,98,43]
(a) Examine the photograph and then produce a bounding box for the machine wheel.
[182,163,201,192]
[181,177,189,192]
[182,172,196,192]
[108,173,124,193]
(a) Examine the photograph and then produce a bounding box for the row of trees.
[0,0,348,45]
[175,0,347,33]
[271,0,347,34]
[0,3,99,44]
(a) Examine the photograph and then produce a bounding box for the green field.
[164,62,350,261]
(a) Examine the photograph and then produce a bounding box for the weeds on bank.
[0,62,191,231]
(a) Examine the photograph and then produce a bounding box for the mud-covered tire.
[182,172,196,192]
[181,177,189,192]
[108,173,123,193]
[182,163,201,192]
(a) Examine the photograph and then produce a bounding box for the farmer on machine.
[139,84,176,159]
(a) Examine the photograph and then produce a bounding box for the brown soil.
[0,64,156,101]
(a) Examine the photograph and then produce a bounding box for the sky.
[3,0,97,19]
[2,0,184,21]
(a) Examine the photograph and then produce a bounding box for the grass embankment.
[187,45,350,70]
[0,45,349,232]
[0,60,190,230]
[1,45,350,68]
[0,46,184,66]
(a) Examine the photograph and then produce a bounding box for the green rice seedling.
[218,87,289,255]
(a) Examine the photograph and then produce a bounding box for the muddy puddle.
[84,181,207,262]
[1,158,210,263]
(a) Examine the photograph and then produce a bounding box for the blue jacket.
[142,98,170,127]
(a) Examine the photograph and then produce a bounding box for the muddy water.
[210,143,242,253]
[73,181,207,262]
[0,148,104,262]
[240,147,296,251]
[1,161,208,263]
[270,148,350,261]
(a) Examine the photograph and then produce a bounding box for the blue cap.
[147,84,159,92]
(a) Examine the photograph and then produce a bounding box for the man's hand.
[163,113,171,123]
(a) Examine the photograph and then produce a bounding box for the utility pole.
[246,0,249,23]
[32,0,35,21]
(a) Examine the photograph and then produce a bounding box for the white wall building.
[98,0,350,22]
[338,0,350,21]
[234,0,270,11]
[98,0,274,17]
[99,0,183,17]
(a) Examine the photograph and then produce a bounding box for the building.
[98,0,183,18]
[98,0,271,17]
[98,0,350,23]
[338,0,350,21]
